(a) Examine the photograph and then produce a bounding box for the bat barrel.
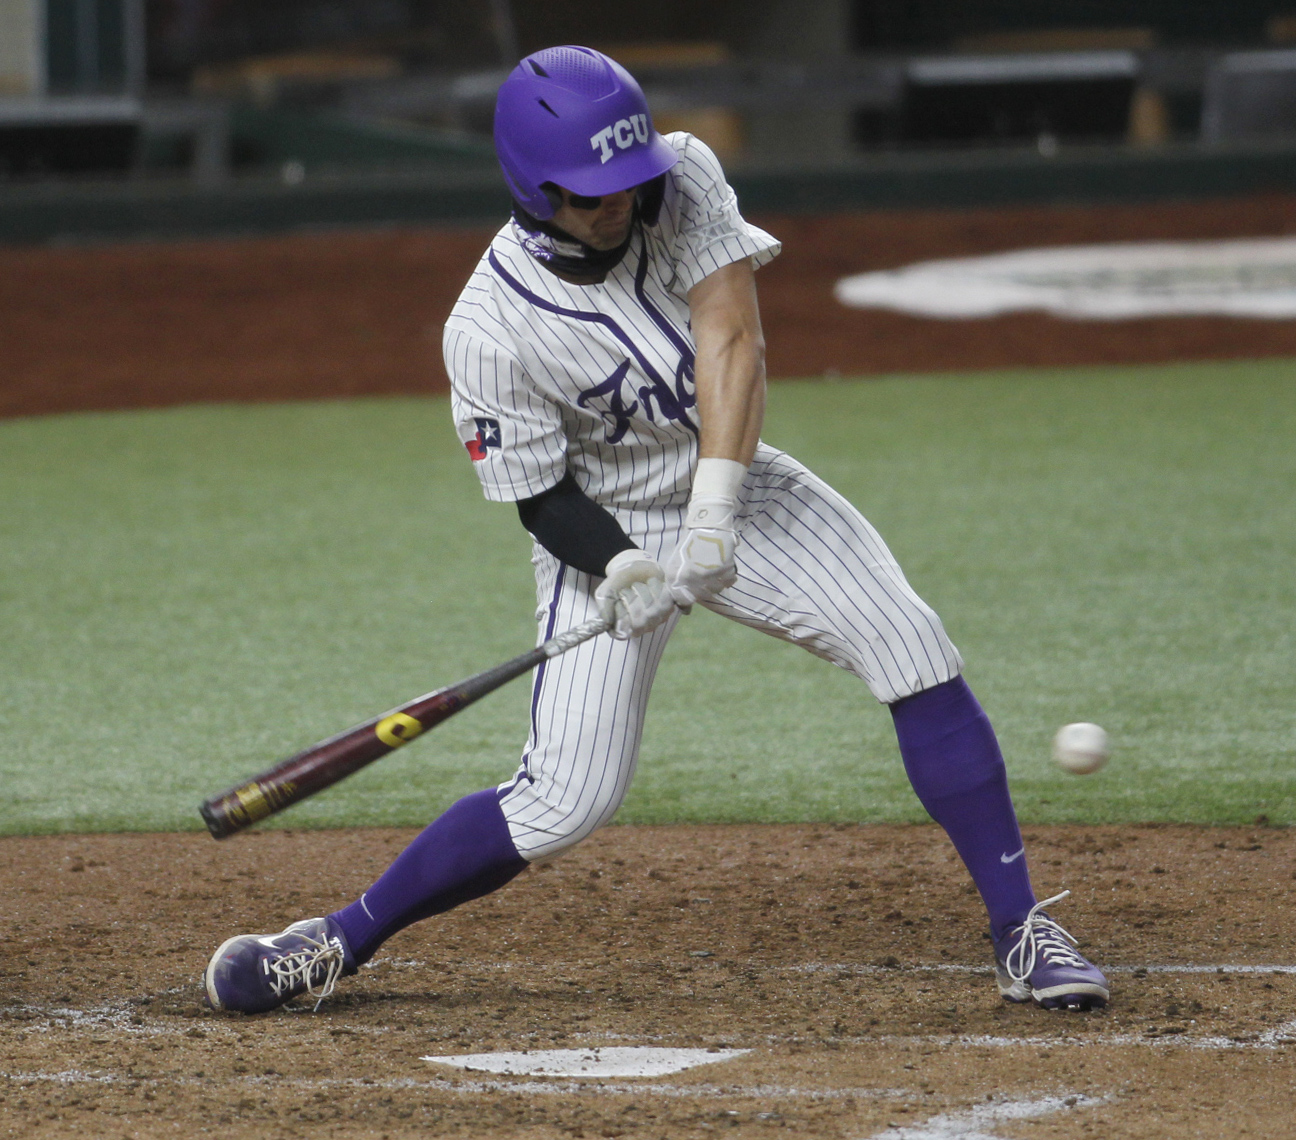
[198,726,395,839]
[199,618,610,839]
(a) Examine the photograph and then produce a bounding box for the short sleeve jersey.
[443,133,780,511]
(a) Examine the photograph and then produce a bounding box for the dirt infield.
[5,193,1296,419]
[2,823,1294,1139]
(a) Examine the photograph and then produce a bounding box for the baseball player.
[205,46,1108,1015]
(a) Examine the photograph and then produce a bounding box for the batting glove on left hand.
[665,495,738,608]
[595,549,676,640]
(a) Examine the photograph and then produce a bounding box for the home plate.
[421,1047,750,1078]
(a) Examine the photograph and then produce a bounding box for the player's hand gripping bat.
[199,615,611,839]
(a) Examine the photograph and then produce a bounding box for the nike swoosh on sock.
[1000,846,1026,864]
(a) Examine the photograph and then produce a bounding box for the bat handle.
[541,615,612,657]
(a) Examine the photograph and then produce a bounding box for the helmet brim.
[545,133,680,198]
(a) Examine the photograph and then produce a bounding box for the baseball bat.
[199,615,611,840]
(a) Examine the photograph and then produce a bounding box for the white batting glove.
[666,458,746,608]
[594,549,675,640]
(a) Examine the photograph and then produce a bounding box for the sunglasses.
[561,185,640,211]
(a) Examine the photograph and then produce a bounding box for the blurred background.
[7,1,1296,234]
[6,2,1296,418]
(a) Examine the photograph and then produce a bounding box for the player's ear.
[637,175,666,226]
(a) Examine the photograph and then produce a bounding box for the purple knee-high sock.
[890,676,1036,938]
[331,787,528,965]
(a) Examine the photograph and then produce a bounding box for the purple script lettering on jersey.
[576,360,638,443]
[466,417,502,461]
[630,243,697,428]
[487,248,699,439]
[634,356,695,426]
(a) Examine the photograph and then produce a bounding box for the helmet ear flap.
[637,175,666,226]
[541,183,564,214]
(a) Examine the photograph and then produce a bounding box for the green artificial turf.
[2,359,1293,835]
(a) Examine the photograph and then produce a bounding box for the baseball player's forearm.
[688,259,767,466]
[517,472,636,576]
[664,259,765,607]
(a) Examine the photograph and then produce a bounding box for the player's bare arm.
[665,259,767,606]
[688,257,767,467]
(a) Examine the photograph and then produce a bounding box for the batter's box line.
[869,1017,1296,1052]
[0,1068,914,1101]
[785,963,1296,976]
[0,1070,123,1086]
[562,1020,1296,1052]
[861,1092,1109,1140]
[367,960,1296,977]
[0,1001,192,1037]
[259,1074,914,1100]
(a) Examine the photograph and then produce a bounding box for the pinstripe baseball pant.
[498,444,963,861]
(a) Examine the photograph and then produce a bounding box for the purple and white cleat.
[204,916,354,1013]
[993,891,1109,1011]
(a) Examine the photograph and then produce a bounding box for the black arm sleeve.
[516,472,637,577]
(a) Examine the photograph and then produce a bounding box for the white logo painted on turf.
[834,236,1296,320]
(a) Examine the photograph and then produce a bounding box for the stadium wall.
[5,139,1296,245]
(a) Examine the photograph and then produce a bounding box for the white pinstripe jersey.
[443,133,780,510]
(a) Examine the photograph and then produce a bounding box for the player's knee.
[500,785,625,862]
[512,812,614,862]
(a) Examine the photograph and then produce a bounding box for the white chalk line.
[788,963,1296,976]
[276,1076,907,1101]
[0,1068,907,1101]
[367,957,1296,978]
[578,1020,1296,1053]
[863,1093,1107,1140]
[869,1017,1296,1052]
[0,1073,1116,1140]
[0,1001,177,1037]
[0,1070,123,1087]
[4,1010,1293,1057]
[0,1069,1114,1140]
[2,963,1291,1058]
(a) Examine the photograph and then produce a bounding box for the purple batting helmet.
[494,45,679,220]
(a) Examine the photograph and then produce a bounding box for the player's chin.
[589,218,632,249]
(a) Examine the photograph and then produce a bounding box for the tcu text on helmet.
[589,115,650,163]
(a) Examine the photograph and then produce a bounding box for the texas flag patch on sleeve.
[463,417,501,461]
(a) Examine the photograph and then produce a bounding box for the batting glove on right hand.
[594,549,676,641]
[665,495,738,608]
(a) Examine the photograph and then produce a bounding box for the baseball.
[1053,722,1110,775]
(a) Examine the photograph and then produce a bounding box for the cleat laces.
[1004,891,1088,984]
[261,932,345,1011]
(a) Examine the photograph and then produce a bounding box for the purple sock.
[890,676,1036,938]
[331,787,528,965]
